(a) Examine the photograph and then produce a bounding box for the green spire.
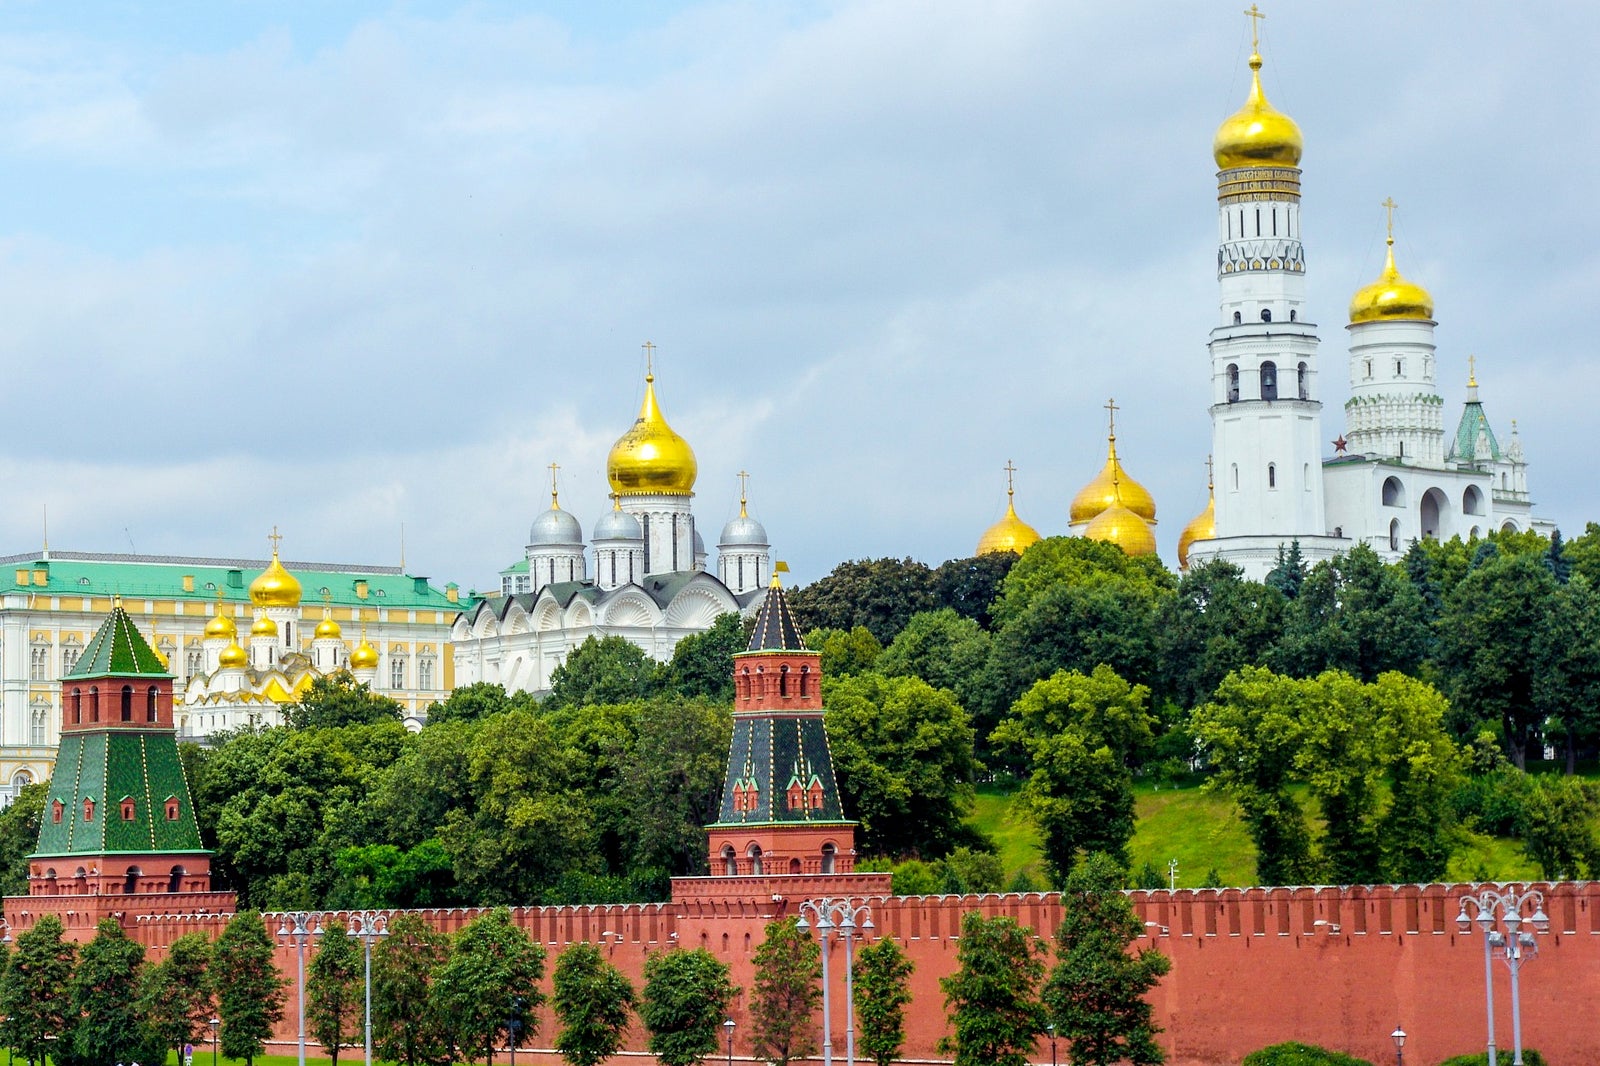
[66,604,169,679]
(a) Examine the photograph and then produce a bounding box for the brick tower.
[11,603,226,941]
[705,575,860,877]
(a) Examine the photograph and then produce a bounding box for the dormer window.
[165,798,181,821]
[51,800,63,824]
[83,798,95,822]
[121,799,136,821]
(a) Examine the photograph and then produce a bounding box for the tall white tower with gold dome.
[607,349,701,576]
[1189,10,1343,577]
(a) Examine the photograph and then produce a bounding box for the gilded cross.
[548,462,561,501]
[1244,4,1265,50]
[1104,397,1119,437]
[268,526,282,554]
[1468,353,1477,386]
[641,340,656,377]
[1382,196,1398,240]
[737,469,750,503]
[1004,459,1018,497]
[1205,454,1215,488]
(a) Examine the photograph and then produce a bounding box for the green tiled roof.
[710,714,850,828]
[0,551,466,611]
[67,606,169,679]
[32,730,206,859]
[1451,403,1501,464]
[745,584,805,652]
[499,558,530,576]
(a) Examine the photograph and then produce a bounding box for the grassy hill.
[968,779,1542,889]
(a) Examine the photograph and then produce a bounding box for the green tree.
[788,557,938,645]
[546,635,660,709]
[1152,560,1284,711]
[749,918,821,1066]
[1044,853,1170,1066]
[853,937,913,1066]
[361,718,480,850]
[1372,673,1462,882]
[639,948,737,1066]
[990,536,1172,629]
[308,918,362,1066]
[213,911,286,1066]
[876,608,992,713]
[0,913,76,1066]
[1241,1043,1374,1066]
[141,931,215,1064]
[664,613,746,701]
[826,673,979,858]
[66,918,160,1066]
[424,681,534,725]
[1520,774,1600,878]
[938,846,1006,894]
[288,672,405,728]
[331,839,460,909]
[805,626,884,678]
[432,907,546,1066]
[371,913,451,1066]
[939,911,1046,1066]
[1272,545,1430,682]
[551,942,635,1066]
[0,782,45,898]
[1533,575,1600,773]
[932,552,1018,631]
[616,698,733,885]
[991,666,1155,881]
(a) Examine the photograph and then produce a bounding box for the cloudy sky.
[1,1,1595,589]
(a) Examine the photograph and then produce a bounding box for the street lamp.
[209,1016,220,1066]
[724,1017,735,1066]
[1391,1024,1405,1066]
[1046,1021,1057,1066]
[1457,887,1550,1066]
[797,898,874,1066]
[346,911,389,1066]
[276,911,323,1066]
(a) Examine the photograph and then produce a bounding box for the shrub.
[1241,1042,1373,1066]
[1437,1051,1546,1066]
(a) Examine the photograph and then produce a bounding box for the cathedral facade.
[453,364,771,696]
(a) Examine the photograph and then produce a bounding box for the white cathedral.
[452,364,772,695]
[1181,30,1551,579]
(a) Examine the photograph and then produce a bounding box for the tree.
[639,948,736,1066]
[876,608,992,714]
[990,536,1172,629]
[1437,552,1558,767]
[932,552,1017,630]
[289,672,404,728]
[991,666,1155,881]
[545,635,660,709]
[805,626,884,678]
[372,913,451,1066]
[142,931,215,1064]
[1044,853,1170,1066]
[1272,546,1430,682]
[331,839,460,909]
[749,918,821,1066]
[939,911,1046,1066]
[1520,774,1600,878]
[825,673,979,858]
[854,937,913,1066]
[1152,560,1284,711]
[616,698,733,885]
[787,557,939,645]
[1532,575,1600,773]
[424,681,534,725]
[0,914,76,1066]
[213,911,286,1066]
[308,918,362,1066]
[552,942,635,1066]
[432,907,546,1066]
[664,613,746,701]
[0,782,45,898]
[67,918,160,1066]
[1242,1044,1374,1066]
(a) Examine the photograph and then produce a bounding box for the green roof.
[1451,402,1501,464]
[32,729,206,859]
[68,606,169,679]
[0,552,467,612]
[500,558,530,575]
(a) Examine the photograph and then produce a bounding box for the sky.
[0,1,1595,590]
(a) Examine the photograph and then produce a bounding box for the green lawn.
[967,778,1544,889]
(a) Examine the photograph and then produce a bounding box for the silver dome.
[719,514,770,547]
[528,505,583,546]
[593,507,642,541]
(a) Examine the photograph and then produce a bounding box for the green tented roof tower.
[28,603,212,898]
[706,574,857,877]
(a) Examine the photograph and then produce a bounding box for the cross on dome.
[1004,459,1018,498]
[1244,4,1266,51]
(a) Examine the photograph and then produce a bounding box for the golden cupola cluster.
[1349,206,1434,324]
[607,368,698,496]
[1177,460,1218,571]
[1069,402,1157,554]
[1212,11,1301,170]
[976,461,1042,556]
[203,608,236,640]
[1083,476,1159,558]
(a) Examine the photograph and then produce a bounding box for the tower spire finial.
[1381,196,1398,246]
[1468,353,1477,388]
[1004,459,1018,500]
[1244,4,1266,54]
[737,470,750,517]
[1206,454,1215,491]
[548,461,561,507]
[1105,397,1119,440]
[641,340,656,380]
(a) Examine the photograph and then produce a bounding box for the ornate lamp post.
[797,898,874,1066]
[346,911,389,1066]
[209,1015,220,1066]
[276,911,323,1066]
[1391,1024,1405,1066]
[724,1017,735,1066]
[1457,887,1550,1066]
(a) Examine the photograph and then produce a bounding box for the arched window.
[799,665,811,698]
[1226,364,1240,403]
[821,843,837,875]
[1394,358,1403,377]
[789,858,802,875]
[1230,463,1239,490]
[71,688,81,724]
[1289,309,1297,321]
[1389,518,1400,552]
[168,865,185,893]
[1420,487,1448,540]
[1260,308,1272,322]
[1233,311,1242,324]
[123,866,141,894]
[89,686,99,722]
[147,686,159,722]
[747,844,763,876]
[1364,358,1373,379]
[1267,463,1277,489]
[1382,477,1405,507]
[120,798,136,821]
[120,685,133,722]
[165,798,181,821]
[1260,361,1278,401]
[779,664,789,697]
[1297,362,1308,400]
[83,798,95,822]
[722,845,737,877]
[1463,485,1485,516]
[29,708,45,746]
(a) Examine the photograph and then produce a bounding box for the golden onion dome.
[1177,489,1217,571]
[977,498,1042,557]
[606,372,698,496]
[1213,52,1303,170]
[1349,236,1434,324]
[249,548,303,608]
[249,613,278,637]
[314,610,343,640]
[350,635,379,670]
[218,640,249,669]
[1084,501,1158,557]
[1070,436,1157,526]
[204,610,237,639]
